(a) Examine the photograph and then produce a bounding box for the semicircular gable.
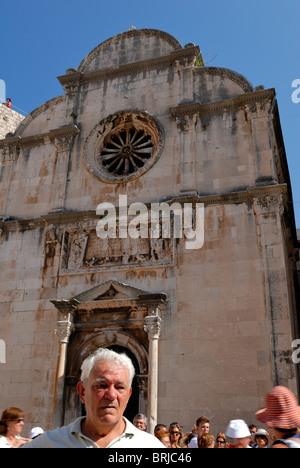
[14,95,66,138]
[194,66,254,103]
[78,29,183,73]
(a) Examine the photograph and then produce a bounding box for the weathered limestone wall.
[0,103,24,139]
[0,228,59,427]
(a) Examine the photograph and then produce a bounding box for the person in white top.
[0,407,30,448]
[189,416,210,448]
[25,348,164,449]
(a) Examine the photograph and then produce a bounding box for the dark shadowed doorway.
[107,345,140,423]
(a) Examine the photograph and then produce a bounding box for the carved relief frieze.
[60,225,174,273]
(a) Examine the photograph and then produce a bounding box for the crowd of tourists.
[152,414,297,449]
[1,348,300,448]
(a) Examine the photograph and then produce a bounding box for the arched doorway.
[62,331,148,426]
[107,345,139,423]
[52,280,166,429]
[79,345,140,423]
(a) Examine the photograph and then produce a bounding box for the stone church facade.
[0,29,299,434]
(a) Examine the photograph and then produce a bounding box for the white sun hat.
[28,427,44,439]
[225,420,251,439]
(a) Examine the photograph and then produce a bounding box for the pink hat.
[256,386,300,429]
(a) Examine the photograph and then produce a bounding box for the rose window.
[84,111,164,183]
[100,127,154,176]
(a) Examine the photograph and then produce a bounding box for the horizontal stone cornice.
[0,125,80,149]
[170,88,276,118]
[0,209,97,233]
[0,184,289,234]
[57,46,201,91]
[169,183,288,207]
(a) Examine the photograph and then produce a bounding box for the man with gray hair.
[25,348,164,448]
[133,414,147,431]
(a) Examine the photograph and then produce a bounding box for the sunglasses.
[170,431,180,435]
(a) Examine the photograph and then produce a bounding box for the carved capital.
[245,99,273,120]
[0,144,19,165]
[174,57,196,71]
[253,194,285,217]
[54,135,74,153]
[144,315,162,340]
[176,114,197,133]
[45,225,59,244]
[55,313,74,344]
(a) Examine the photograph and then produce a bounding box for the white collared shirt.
[24,417,164,448]
[0,435,12,448]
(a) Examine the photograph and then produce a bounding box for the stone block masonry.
[0,103,24,139]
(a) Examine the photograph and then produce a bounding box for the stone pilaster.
[246,98,277,185]
[176,113,197,194]
[254,194,296,388]
[51,129,79,212]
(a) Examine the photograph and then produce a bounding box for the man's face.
[235,437,251,449]
[77,360,132,431]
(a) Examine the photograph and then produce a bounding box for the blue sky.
[1,0,299,227]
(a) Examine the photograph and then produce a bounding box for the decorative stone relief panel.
[0,144,19,165]
[60,226,174,273]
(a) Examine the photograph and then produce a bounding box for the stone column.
[144,309,162,435]
[53,308,75,427]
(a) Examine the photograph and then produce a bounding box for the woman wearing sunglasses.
[215,432,228,448]
[168,423,184,448]
[0,407,30,448]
